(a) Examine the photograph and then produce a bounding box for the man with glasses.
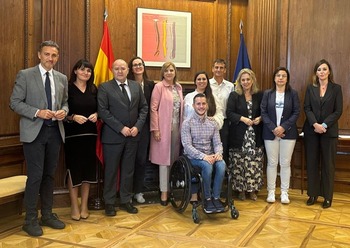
[97,59,148,216]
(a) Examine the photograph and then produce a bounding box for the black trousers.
[304,134,337,200]
[23,124,62,220]
[133,123,150,194]
[103,139,137,205]
[220,119,230,165]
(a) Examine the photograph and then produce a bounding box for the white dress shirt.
[209,78,235,119]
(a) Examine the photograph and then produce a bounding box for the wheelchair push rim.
[169,156,192,213]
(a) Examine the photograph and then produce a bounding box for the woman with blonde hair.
[149,62,184,206]
[226,68,264,201]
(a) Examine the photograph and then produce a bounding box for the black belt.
[44,121,58,127]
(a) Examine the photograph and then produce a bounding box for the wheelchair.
[169,155,239,223]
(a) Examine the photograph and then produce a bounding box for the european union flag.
[233,33,251,82]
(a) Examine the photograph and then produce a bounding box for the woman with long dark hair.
[303,59,343,208]
[64,59,98,220]
[183,71,223,129]
[127,56,155,203]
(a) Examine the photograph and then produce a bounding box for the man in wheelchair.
[181,93,226,214]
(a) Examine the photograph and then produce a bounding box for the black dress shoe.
[22,218,43,236]
[160,199,168,206]
[306,196,318,206]
[105,204,116,216]
[322,199,332,208]
[120,202,138,214]
[40,213,65,229]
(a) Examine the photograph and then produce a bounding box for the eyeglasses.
[132,63,144,68]
[275,74,287,78]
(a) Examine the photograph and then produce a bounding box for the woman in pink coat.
[149,62,184,206]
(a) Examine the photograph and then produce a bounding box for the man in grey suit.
[10,40,68,236]
[98,59,148,216]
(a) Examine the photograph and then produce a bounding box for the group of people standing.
[10,40,343,237]
[228,60,343,210]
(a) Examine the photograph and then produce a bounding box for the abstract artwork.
[137,8,192,68]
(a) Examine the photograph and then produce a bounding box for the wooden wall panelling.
[1,0,26,137]
[230,0,249,81]
[214,0,229,76]
[88,0,104,64]
[277,0,289,67]
[26,0,43,68]
[41,0,87,77]
[246,0,278,91]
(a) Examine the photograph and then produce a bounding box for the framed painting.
[137,8,192,68]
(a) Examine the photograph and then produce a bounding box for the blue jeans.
[190,159,225,199]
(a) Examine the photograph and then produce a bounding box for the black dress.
[64,83,98,187]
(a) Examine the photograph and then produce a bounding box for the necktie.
[44,72,52,125]
[120,83,130,105]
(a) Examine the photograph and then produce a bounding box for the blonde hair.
[160,62,178,83]
[235,68,259,95]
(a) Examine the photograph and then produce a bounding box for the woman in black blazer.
[226,68,264,201]
[261,67,300,204]
[303,59,343,208]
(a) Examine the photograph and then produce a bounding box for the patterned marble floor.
[1,189,350,247]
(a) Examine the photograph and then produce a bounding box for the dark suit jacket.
[261,89,300,140]
[9,65,69,142]
[302,82,343,137]
[143,80,155,124]
[97,79,148,143]
[226,91,263,148]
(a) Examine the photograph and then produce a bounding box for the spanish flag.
[94,19,115,87]
[95,15,115,165]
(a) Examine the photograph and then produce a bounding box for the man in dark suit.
[10,40,68,236]
[98,59,148,216]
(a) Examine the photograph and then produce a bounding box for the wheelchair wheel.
[169,156,192,213]
[226,172,239,219]
[192,208,200,224]
[231,207,239,219]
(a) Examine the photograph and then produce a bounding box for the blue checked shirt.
[181,112,223,160]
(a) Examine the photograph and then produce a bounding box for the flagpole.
[88,7,111,211]
[239,19,243,34]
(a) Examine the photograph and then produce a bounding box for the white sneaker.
[280,191,290,204]
[134,193,145,203]
[266,191,275,203]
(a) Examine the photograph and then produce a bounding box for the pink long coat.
[149,80,184,165]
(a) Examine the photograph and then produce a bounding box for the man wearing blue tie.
[10,40,69,236]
